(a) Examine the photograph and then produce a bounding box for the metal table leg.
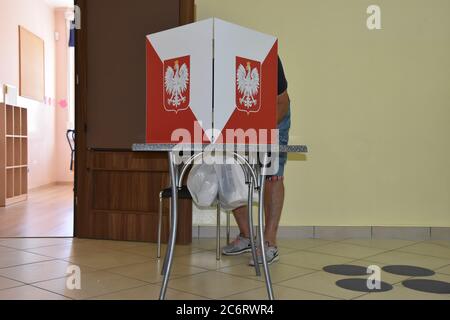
[157,193,163,259]
[248,179,261,276]
[216,203,221,261]
[258,153,274,300]
[160,200,172,276]
[226,213,231,245]
[159,151,179,300]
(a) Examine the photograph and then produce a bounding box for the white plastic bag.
[187,163,219,208]
[215,163,248,211]
[188,155,257,211]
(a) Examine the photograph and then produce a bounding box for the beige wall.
[195,0,450,227]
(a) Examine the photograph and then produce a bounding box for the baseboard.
[55,181,74,186]
[29,182,58,191]
[192,226,450,241]
[29,181,74,191]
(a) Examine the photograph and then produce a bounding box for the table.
[132,143,308,300]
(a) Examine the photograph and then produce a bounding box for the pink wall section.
[55,8,74,183]
[0,0,73,189]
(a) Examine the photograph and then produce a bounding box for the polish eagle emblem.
[236,57,261,114]
[163,56,190,113]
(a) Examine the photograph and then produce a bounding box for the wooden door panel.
[91,171,167,212]
[91,200,192,243]
[85,150,192,244]
[74,0,195,243]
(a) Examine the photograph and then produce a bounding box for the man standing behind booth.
[223,56,291,265]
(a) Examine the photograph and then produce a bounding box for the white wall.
[0,0,73,189]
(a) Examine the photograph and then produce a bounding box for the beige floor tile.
[365,251,450,270]
[173,251,250,270]
[91,284,207,300]
[277,271,367,300]
[25,242,118,259]
[0,251,53,269]
[340,239,416,250]
[0,260,96,284]
[224,285,338,300]
[398,242,450,259]
[0,238,73,250]
[273,246,300,255]
[307,243,387,259]
[0,285,70,300]
[71,238,91,243]
[0,246,17,253]
[168,271,263,299]
[81,239,149,250]
[276,239,332,250]
[34,270,147,300]
[430,240,450,249]
[0,276,23,290]
[191,238,227,251]
[192,238,297,255]
[280,250,352,270]
[436,264,450,275]
[106,260,207,283]
[218,262,315,284]
[64,251,151,269]
[123,243,204,258]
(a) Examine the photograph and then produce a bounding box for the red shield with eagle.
[163,55,190,113]
[235,56,261,114]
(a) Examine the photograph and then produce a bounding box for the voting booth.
[141,18,301,301]
[146,18,278,144]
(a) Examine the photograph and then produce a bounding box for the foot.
[249,243,279,266]
[222,234,252,256]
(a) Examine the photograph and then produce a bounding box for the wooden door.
[74,0,195,242]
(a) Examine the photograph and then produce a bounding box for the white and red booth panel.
[146,18,277,145]
[146,18,213,144]
[213,19,278,145]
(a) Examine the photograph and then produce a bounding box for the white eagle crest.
[165,60,189,108]
[237,62,260,109]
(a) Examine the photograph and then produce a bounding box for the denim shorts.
[272,106,291,177]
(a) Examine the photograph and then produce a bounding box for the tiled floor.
[0,185,74,238]
[0,237,449,300]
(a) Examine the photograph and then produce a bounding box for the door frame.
[73,0,195,237]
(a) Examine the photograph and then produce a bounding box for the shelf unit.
[0,103,28,206]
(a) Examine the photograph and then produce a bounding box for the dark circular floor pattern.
[402,279,450,294]
[382,265,435,277]
[323,265,368,276]
[336,279,393,293]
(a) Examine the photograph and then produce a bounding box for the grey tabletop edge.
[132,144,308,153]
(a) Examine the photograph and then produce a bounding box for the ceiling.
[44,0,74,8]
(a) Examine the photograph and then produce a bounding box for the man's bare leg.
[231,179,284,246]
[264,179,285,247]
[232,206,251,238]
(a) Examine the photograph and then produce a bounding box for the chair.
[66,130,75,171]
[157,186,231,261]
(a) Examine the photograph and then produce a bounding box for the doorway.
[0,0,76,238]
